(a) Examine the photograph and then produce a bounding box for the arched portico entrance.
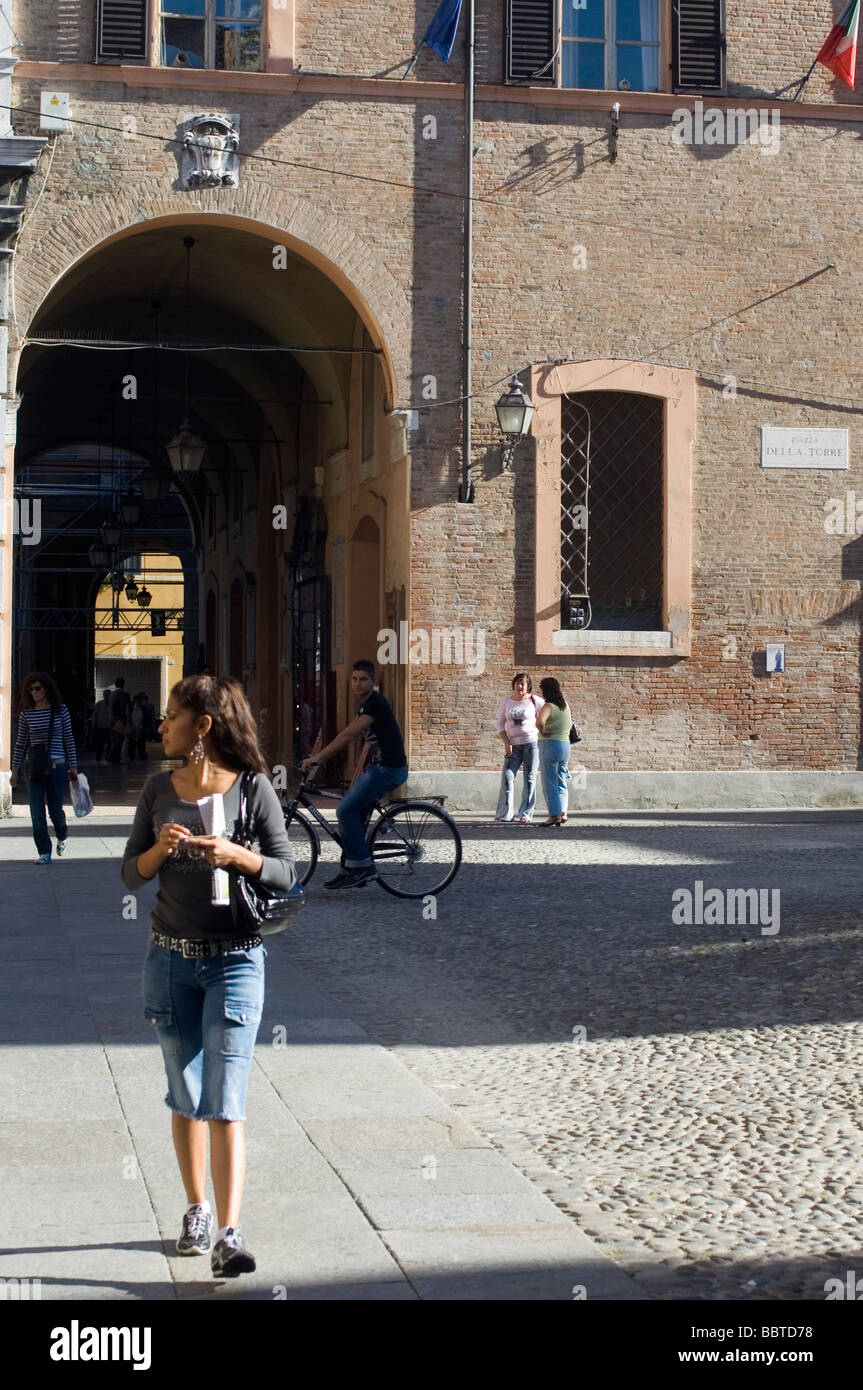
[3,210,409,792]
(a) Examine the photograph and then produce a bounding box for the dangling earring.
[190,735,205,764]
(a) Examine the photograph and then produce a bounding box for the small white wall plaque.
[766,644,785,674]
[761,427,848,469]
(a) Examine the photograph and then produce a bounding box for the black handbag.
[28,707,56,783]
[231,769,305,936]
[569,720,582,745]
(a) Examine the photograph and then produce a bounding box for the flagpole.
[791,57,819,101]
[461,0,474,502]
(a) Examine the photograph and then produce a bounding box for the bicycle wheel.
[368,800,462,898]
[282,807,319,886]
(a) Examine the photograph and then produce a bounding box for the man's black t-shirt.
[358,691,407,769]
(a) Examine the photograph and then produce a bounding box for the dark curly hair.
[169,675,269,774]
[20,671,63,712]
[512,672,533,692]
[539,676,567,710]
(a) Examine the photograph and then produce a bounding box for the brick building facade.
[1,2,863,812]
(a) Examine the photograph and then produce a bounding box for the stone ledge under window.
[552,628,687,657]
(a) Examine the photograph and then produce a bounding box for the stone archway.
[2,195,412,810]
[9,184,409,408]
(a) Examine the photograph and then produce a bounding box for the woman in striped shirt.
[10,671,79,863]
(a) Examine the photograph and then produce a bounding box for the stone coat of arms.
[181,114,240,190]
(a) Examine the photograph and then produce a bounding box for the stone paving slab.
[0,810,645,1301]
[377,1227,642,1301]
[303,1116,495,1152]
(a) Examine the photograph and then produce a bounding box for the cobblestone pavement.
[280,811,863,1301]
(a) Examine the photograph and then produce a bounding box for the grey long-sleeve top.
[121,770,296,941]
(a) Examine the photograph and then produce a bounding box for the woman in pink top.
[494,672,544,823]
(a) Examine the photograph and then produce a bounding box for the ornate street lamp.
[494,377,535,472]
[124,577,139,603]
[495,377,535,437]
[118,491,141,526]
[166,419,206,474]
[136,586,152,609]
[100,514,123,548]
[139,469,172,502]
[88,543,111,568]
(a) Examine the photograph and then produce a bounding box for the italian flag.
[817,0,860,87]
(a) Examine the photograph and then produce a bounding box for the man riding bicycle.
[301,659,408,890]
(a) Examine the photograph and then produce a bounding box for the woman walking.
[536,676,573,828]
[122,674,295,1277]
[495,672,544,823]
[10,672,79,863]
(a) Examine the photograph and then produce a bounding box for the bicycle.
[279,769,462,898]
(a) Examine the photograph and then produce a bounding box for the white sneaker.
[57,840,67,856]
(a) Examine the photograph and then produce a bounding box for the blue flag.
[424,0,464,62]
[403,0,464,75]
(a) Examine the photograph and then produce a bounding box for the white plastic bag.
[71,771,93,818]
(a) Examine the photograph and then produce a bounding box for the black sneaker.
[176,1204,213,1255]
[323,866,378,890]
[211,1228,256,1277]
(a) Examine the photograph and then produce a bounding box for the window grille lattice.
[561,392,663,630]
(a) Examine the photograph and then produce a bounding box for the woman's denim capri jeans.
[142,939,266,1122]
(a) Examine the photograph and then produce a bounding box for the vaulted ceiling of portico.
[21,221,358,457]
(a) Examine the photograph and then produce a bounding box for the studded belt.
[149,926,263,959]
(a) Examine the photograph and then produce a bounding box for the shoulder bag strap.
[236,769,257,847]
[244,770,257,844]
[233,770,248,846]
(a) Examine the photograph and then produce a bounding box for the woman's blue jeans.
[142,941,266,1122]
[28,761,68,855]
[337,765,409,866]
[496,742,538,820]
[539,739,571,817]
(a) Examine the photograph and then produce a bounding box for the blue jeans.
[539,738,571,817]
[142,941,266,1122]
[28,761,68,855]
[337,765,409,866]
[496,742,538,820]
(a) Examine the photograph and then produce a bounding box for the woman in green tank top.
[536,677,572,826]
